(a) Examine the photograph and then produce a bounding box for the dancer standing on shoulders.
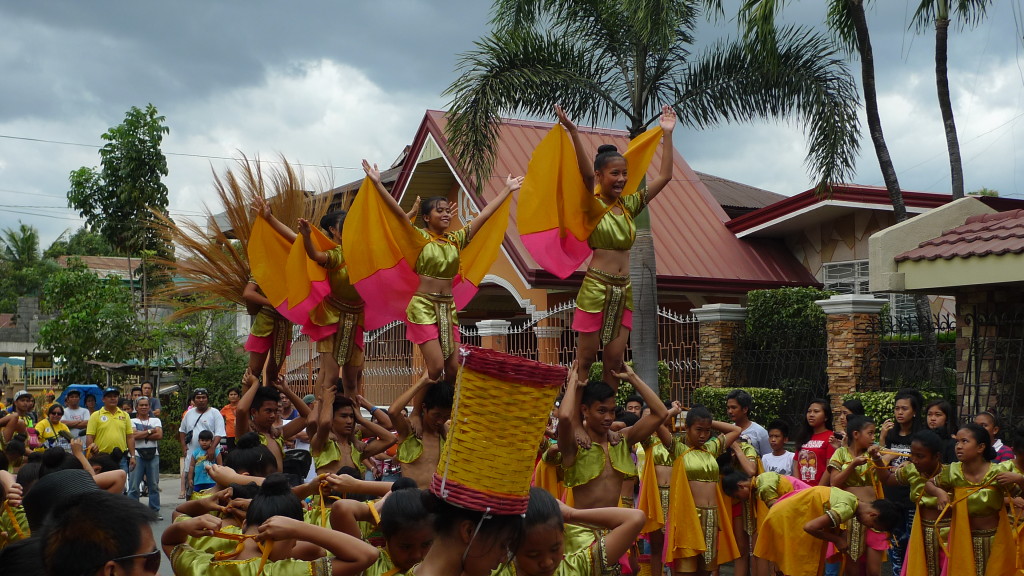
[355,161,522,382]
[519,105,675,389]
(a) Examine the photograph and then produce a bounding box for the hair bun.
[236,432,261,450]
[259,473,292,496]
[597,144,619,154]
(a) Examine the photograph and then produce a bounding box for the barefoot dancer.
[520,105,675,389]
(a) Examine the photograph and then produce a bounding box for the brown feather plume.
[152,154,334,320]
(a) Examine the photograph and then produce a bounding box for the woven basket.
[431,345,566,515]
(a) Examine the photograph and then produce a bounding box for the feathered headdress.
[153,154,332,319]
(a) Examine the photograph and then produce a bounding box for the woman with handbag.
[128,397,162,519]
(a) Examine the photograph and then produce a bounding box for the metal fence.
[960,309,1024,425]
[730,320,828,428]
[859,314,957,397]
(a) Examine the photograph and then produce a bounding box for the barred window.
[821,260,912,320]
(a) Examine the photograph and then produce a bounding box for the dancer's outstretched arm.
[363,160,409,222]
[554,105,595,191]
[254,197,298,242]
[645,105,676,202]
[465,175,522,242]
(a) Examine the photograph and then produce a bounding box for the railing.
[859,314,957,396]
[961,309,1024,424]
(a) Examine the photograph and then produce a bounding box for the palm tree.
[1,222,41,271]
[445,0,862,390]
[740,0,941,377]
[911,0,992,199]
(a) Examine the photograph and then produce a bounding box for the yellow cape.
[284,225,335,308]
[664,448,740,565]
[637,441,664,534]
[247,216,292,308]
[533,457,565,502]
[343,177,427,287]
[518,125,663,241]
[946,487,1015,576]
[752,486,832,576]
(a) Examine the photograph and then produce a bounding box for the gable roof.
[727,184,951,238]
[383,110,816,294]
[896,209,1024,262]
[695,171,785,217]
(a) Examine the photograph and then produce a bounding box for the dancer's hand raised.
[297,218,312,236]
[659,105,677,133]
[362,159,382,183]
[554,105,577,132]
[504,174,524,193]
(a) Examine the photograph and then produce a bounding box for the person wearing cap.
[2,390,36,447]
[178,387,225,496]
[221,387,241,451]
[86,387,135,474]
[61,389,91,439]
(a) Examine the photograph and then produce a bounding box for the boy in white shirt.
[760,419,796,475]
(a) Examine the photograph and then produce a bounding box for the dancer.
[497,487,645,576]
[879,389,924,576]
[163,474,379,575]
[664,406,742,576]
[534,105,676,388]
[871,430,945,576]
[310,381,395,477]
[827,416,888,575]
[557,365,667,510]
[355,161,522,381]
[637,401,681,576]
[254,198,367,397]
[241,279,292,382]
[388,373,454,489]
[924,423,1022,576]
[236,371,310,473]
[753,485,902,576]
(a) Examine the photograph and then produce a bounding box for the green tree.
[43,226,117,259]
[1,222,41,271]
[911,0,992,199]
[968,187,999,197]
[37,260,139,383]
[67,104,171,257]
[444,0,861,390]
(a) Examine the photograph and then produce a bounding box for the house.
[870,195,1024,421]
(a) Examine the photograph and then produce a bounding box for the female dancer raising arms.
[362,160,523,382]
[552,105,676,387]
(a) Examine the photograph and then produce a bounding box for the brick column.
[815,295,887,420]
[692,304,747,389]
[534,325,564,366]
[476,320,511,353]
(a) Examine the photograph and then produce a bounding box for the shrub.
[745,287,833,350]
[691,387,785,425]
[587,360,672,405]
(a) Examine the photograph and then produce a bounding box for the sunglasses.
[109,549,161,573]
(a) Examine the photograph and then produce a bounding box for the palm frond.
[443,28,620,191]
[674,26,861,188]
[911,0,992,32]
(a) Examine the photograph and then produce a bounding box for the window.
[821,260,915,320]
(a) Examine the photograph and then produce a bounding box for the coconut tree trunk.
[629,208,660,396]
[848,0,907,223]
[935,14,965,199]
[849,0,938,371]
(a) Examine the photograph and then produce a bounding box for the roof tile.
[895,209,1024,262]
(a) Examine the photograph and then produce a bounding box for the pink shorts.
[244,334,292,356]
[405,321,463,346]
[572,308,633,334]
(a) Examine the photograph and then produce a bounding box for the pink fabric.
[353,261,420,331]
[521,228,592,279]
[776,475,812,504]
[300,321,336,342]
[451,274,478,311]
[275,277,332,326]
[405,321,463,346]
[571,308,633,333]
[244,334,293,356]
[825,526,890,562]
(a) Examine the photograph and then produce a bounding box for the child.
[187,430,222,496]
[760,420,794,475]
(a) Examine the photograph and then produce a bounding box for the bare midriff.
[417,275,452,296]
[403,432,442,489]
[655,464,672,486]
[590,248,629,276]
[691,480,719,508]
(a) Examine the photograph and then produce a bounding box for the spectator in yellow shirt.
[86,387,135,475]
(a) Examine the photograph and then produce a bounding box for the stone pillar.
[692,304,747,389]
[476,320,511,353]
[815,295,887,420]
[534,325,564,366]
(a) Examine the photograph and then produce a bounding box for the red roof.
[896,209,1024,262]
[726,185,951,235]
[389,111,817,293]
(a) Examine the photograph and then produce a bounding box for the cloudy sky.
[1,1,1022,248]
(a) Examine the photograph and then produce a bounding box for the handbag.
[138,447,158,460]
